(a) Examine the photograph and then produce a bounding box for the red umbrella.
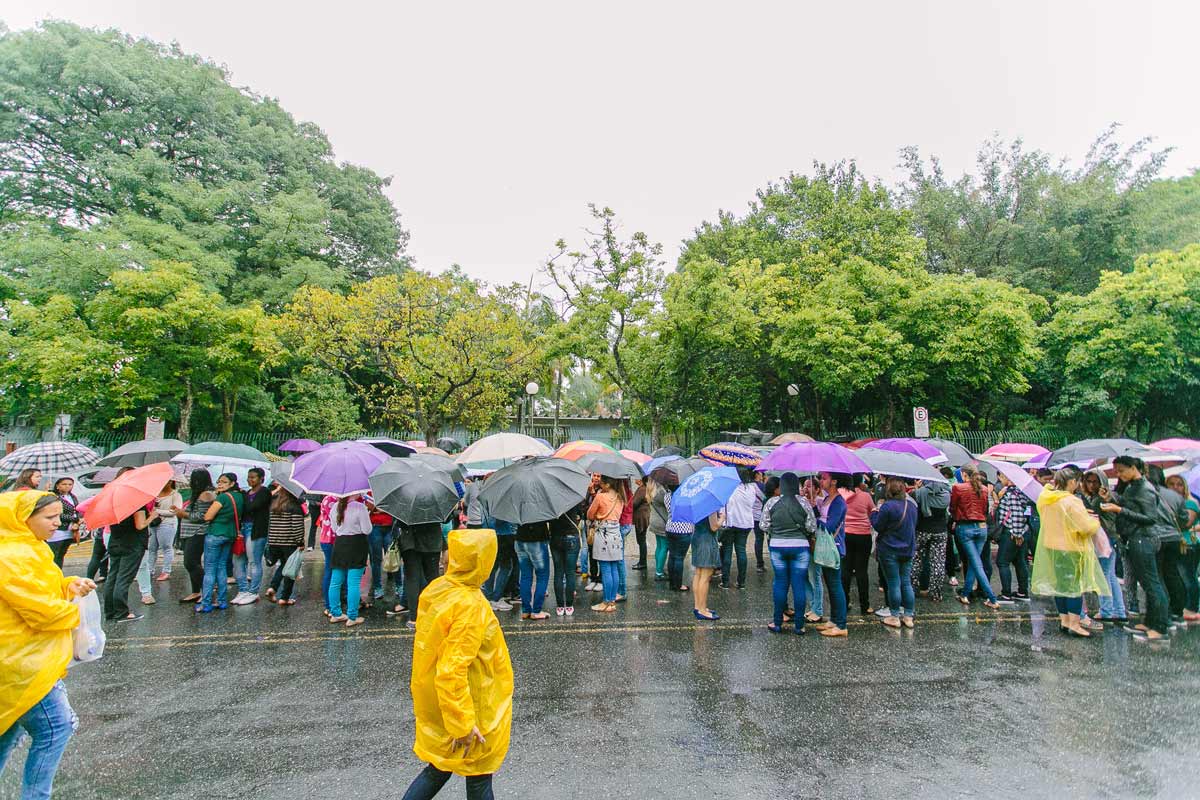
[83,462,174,529]
[619,449,651,466]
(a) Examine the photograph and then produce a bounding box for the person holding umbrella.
[172,469,216,605]
[197,473,245,613]
[586,476,626,613]
[265,486,306,605]
[1078,469,1127,623]
[328,495,371,627]
[950,466,1001,609]
[808,472,850,637]
[1032,466,1109,638]
[0,490,98,800]
[994,472,1033,604]
[645,479,671,581]
[871,478,918,629]
[104,483,160,623]
[761,473,816,634]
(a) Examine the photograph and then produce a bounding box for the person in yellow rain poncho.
[1032,466,1109,639]
[0,490,97,799]
[401,527,513,800]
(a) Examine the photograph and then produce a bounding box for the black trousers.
[1158,542,1186,618]
[104,549,143,620]
[402,763,493,800]
[86,533,108,580]
[404,550,441,620]
[842,534,873,613]
[634,522,648,565]
[183,534,206,593]
[47,539,73,568]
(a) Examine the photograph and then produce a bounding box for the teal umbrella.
[178,441,268,461]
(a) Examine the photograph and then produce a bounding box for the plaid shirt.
[997,489,1031,537]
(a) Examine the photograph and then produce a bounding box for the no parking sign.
[913,406,929,438]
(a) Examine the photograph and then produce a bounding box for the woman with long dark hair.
[871,477,918,629]
[950,466,1000,609]
[761,473,815,634]
[11,469,42,491]
[196,472,244,613]
[266,486,307,605]
[173,469,215,604]
[328,495,371,626]
[586,476,626,613]
[44,478,80,568]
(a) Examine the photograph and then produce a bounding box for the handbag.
[814,529,841,568]
[223,492,246,554]
[382,540,401,573]
[282,547,304,580]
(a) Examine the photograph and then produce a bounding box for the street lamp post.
[524,381,539,436]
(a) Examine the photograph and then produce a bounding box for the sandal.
[179,593,201,604]
[265,588,275,600]
[385,605,409,617]
[983,600,1001,610]
[957,595,970,606]
[345,617,365,627]
[329,614,348,623]
[527,612,550,620]
[284,599,296,605]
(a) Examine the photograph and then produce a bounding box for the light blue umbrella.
[642,454,684,476]
[670,466,740,524]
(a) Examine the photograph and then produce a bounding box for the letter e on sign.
[913,407,929,438]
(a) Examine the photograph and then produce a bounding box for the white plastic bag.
[70,591,106,666]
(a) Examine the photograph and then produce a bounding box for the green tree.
[276,367,365,440]
[901,126,1169,297]
[283,271,541,444]
[0,22,408,305]
[1045,244,1200,437]
[1130,169,1200,254]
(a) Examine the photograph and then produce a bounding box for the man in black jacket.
[1103,456,1170,641]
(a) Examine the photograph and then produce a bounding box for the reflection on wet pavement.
[6,553,1200,799]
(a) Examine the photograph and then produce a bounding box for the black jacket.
[1115,478,1160,540]
[245,487,272,540]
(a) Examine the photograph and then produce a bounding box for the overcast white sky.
[5,1,1199,286]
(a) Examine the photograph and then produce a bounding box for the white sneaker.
[556,607,566,616]
[583,582,595,591]
[565,606,574,616]
[244,593,259,604]
[490,600,513,612]
[875,607,891,617]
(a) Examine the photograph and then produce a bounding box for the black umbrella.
[476,456,589,525]
[650,445,683,458]
[269,461,308,499]
[926,438,974,468]
[575,451,642,481]
[436,437,464,454]
[358,437,417,458]
[649,456,714,489]
[95,438,188,468]
[1049,438,1144,468]
[368,458,460,525]
[411,451,465,483]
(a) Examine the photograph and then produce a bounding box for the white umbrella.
[172,455,269,489]
[454,433,553,471]
[985,459,1043,502]
[856,448,950,483]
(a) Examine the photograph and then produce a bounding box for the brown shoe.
[819,626,848,637]
[882,616,901,628]
[901,616,915,629]
[812,621,833,631]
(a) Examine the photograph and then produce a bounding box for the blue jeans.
[617,523,632,595]
[955,522,996,602]
[878,550,915,617]
[1054,595,1083,615]
[329,567,364,619]
[402,763,493,800]
[666,535,690,590]
[516,540,550,614]
[822,563,848,629]
[0,681,77,800]
[598,559,620,603]
[233,521,268,594]
[807,563,825,617]
[1098,552,1127,618]
[201,536,233,608]
[550,534,580,608]
[486,535,516,603]
[368,524,390,597]
[769,546,809,631]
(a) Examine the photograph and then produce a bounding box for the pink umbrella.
[985,459,1043,502]
[870,438,948,465]
[619,449,651,466]
[981,442,1050,462]
[1151,438,1200,452]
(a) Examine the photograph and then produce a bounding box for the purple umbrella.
[985,459,1043,503]
[1023,451,1051,470]
[291,440,389,497]
[870,438,948,465]
[756,441,869,475]
[279,438,322,454]
[1185,466,1200,499]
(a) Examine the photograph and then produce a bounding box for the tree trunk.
[221,391,237,440]
[651,411,662,452]
[425,425,439,447]
[1111,405,1134,438]
[178,380,194,442]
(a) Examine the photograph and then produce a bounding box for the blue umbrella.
[642,453,684,476]
[670,466,740,524]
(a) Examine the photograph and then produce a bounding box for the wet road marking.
[104,610,1047,650]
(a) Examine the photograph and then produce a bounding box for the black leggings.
[48,539,73,568]
[402,763,493,800]
[842,535,873,613]
[86,533,108,580]
[634,523,648,565]
[183,535,206,593]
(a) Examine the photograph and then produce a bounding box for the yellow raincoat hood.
[410,528,513,776]
[0,491,81,732]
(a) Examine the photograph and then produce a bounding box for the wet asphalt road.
[5,547,1200,800]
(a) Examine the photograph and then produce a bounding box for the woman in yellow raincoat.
[0,490,97,798]
[402,527,512,800]
[1032,466,1108,638]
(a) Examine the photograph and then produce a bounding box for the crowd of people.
[4,445,1200,798]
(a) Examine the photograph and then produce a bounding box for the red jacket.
[619,488,634,526]
[950,483,988,523]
